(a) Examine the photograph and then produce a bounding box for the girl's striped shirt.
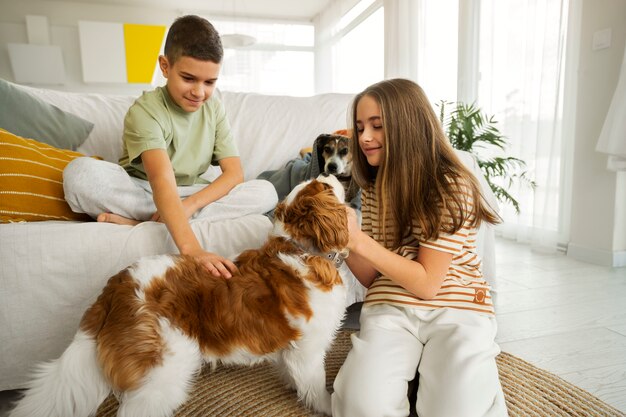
[361,182,495,316]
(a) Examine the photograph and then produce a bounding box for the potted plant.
[438,101,535,214]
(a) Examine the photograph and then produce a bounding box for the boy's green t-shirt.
[119,86,239,186]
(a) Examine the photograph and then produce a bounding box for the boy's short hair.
[164,15,223,64]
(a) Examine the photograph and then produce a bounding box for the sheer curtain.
[383,0,459,105]
[383,0,419,81]
[477,0,571,251]
[314,0,384,94]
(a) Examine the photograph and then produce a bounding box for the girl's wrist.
[348,230,366,254]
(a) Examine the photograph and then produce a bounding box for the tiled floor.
[493,237,626,413]
[2,236,625,415]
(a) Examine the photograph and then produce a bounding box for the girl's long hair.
[349,78,500,247]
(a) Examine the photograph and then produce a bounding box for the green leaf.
[438,100,536,214]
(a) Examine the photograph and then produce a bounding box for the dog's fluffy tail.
[9,330,110,417]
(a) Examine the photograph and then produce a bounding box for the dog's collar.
[285,237,348,269]
[324,251,347,268]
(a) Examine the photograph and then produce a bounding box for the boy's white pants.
[332,304,508,417]
[63,157,278,222]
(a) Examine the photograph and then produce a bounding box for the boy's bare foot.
[97,213,141,226]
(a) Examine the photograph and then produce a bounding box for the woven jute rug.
[96,330,625,417]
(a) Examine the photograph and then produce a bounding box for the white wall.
[567,0,626,266]
[0,0,179,95]
[616,174,626,251]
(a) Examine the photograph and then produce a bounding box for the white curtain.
[314,0,363,93]
[383,0,419,81]
[477,0,570,251]
[596,43,626,172]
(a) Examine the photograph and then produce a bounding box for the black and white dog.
[316,133,352,179]
[315,133,359,208]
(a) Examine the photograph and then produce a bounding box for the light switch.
[592,28,612,51]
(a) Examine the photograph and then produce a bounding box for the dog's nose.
[327,163,338,174]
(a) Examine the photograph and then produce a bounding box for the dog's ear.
[284,181,349,253]
[315,133,332,146]
[314,134,331,172]
[303,256,343,290]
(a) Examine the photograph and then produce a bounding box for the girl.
[332,79,508,417]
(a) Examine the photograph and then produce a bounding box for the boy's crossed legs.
[63,157,277,225]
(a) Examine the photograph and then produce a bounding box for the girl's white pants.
[63,157,277,222]
[332,304,508,417]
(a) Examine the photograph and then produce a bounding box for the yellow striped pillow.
[0,128,93,222]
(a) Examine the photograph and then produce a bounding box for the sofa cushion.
[0,129,93,222]
[0,78,94,150]
[219,91,354,180]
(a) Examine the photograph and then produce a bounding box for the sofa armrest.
[455,149,499,297]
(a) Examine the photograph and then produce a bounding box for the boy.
[63,15,278,278]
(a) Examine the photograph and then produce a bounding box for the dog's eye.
[324,146,332,153]
[339,148,348,156]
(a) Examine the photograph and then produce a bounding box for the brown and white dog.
[316,133,352,179]
[10,175,350,417]
[315,133,359,207]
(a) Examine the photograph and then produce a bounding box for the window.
[209,19,315,96]
[333,6,384,94]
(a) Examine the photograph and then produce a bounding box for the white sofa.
[0,84,497,391]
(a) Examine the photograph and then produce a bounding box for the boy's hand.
[187,248,238,278]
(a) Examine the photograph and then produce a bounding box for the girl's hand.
[186,248,238,278]
[345,206,361,251]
